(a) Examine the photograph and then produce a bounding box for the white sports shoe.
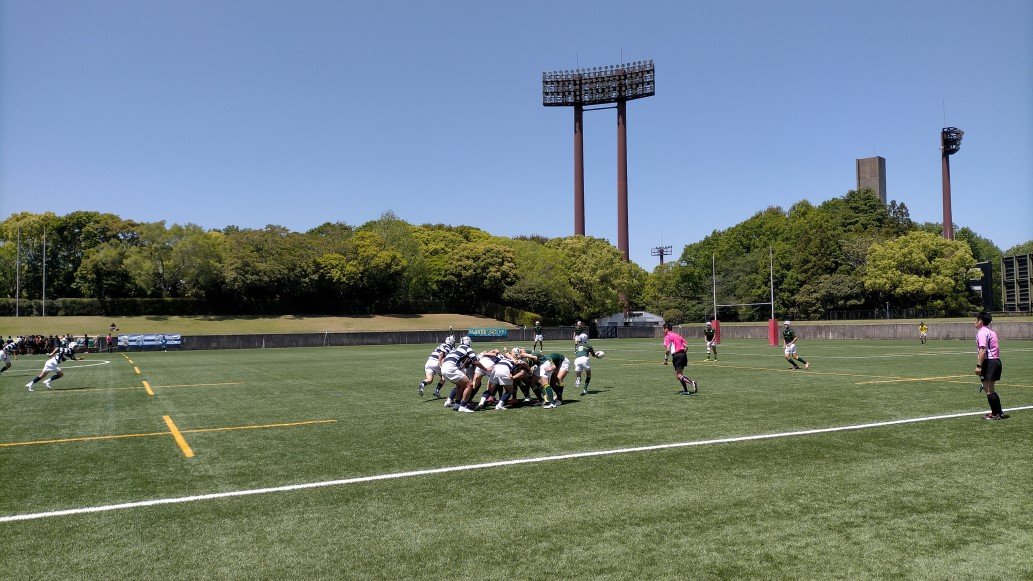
[26,381,34,392]
[443,398,454,408]
[542,402,556,409]
[494,401,506,410]
[457,405,475,413]
[44,379,53,390]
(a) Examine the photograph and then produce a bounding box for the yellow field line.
[0,419,336,449]
[126,358,134,365]
[133,367,140,375]
[29,382,245,395]
[0,431,168,448]
[153,382,244,388]
[162,415,195,458]
[856,375,971,385]
[941,380,1033,389]
[142,380,154,396]
[182,419,337,434]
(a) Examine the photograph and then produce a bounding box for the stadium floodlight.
[542,59,656,262]
[542,60,655,107]
[651,245,673,265]
[940,127,964,240]
[941,127,963,155]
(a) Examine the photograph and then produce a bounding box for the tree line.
[2,191,1028,323]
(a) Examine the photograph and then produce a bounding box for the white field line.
[3,404,1031,524]
[0,360,112,377]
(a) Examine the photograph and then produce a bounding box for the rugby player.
[419,335,454,397]
[1,337,22,374]
[704,321,718,361]
[573,333,604,396]
[440,337,491,413]
[532,320,544,351]
[782,321,809,370]
[534,350,570,408]
[26,341,84,391]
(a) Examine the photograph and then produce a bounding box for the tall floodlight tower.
[543,60,655,260]
[940,127,964,240]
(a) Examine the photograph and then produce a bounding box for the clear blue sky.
[2,0,1031,269]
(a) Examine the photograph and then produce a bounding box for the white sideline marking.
[0,360,112,377]
[3,405,1031,523]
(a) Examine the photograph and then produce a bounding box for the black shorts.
[980,359,1002,382]
[671,351,688,372]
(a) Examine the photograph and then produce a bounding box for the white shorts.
[441,362,468,384]
[43,358,62,374]
[534,334,544,342]
[0,351,10,364]
[474,356,496,378]
[490,367,513,387]
[424,357,442,375]
[537,361,554,378]
[706,340,717,351]
[574,355,591,373]
[784,344,797,357]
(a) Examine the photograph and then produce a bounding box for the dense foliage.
[640,190,1018,323]
[0,211,645,322]
[1,191,1024,322]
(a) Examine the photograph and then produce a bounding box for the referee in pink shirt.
[974,311,1006,420]
[663,323,698,395]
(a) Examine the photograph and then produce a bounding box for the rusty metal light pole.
[543,61,655,258]
[940,127,964,240]
[574,105,585,235]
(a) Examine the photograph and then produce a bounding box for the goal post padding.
[768,318,778,347]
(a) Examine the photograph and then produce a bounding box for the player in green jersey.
[532,349,570,408]
[573,333,604,395]
[782,321,809,370]
[704,321,718,360]
[533,320,544,351]
[572,320,586,343]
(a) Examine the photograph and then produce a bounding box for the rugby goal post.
[711,249,779,346]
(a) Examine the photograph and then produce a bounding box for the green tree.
[546,236,648,319]
[438,242,518,304]
[1004,240,1033,256]
[863,230,977,314]
[317,230,406,311]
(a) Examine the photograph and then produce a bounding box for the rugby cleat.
[443,398,453,408]
[26,381,34,392]
[44,379,52,390]
[689,379,698,394]
[418,382,425,397]
[457,405,475,413]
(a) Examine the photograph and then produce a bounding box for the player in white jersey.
[419,336,454,397]
[26,342,84,391]
[1,337,23,375]
[440,337,491,413]
[472,349,501,392]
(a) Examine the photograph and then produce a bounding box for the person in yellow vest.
[918,321,928,345]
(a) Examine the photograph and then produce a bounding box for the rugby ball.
[596,351,605,358]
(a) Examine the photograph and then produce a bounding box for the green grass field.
[2,338,1031,579]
